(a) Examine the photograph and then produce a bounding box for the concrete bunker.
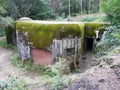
[14,20,85,67]
[5,18,107,69]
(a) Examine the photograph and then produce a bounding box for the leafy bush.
[29,0,56,20]
[95,25,120,58]
[0,28,5,37]
[0,16,13,27]
[102,0,120,24]
[0,16,13,37]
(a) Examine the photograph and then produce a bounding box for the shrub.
[0,16,14,37]
[0,28,5,37]
[95,24,120,58]
[102,0,120,24]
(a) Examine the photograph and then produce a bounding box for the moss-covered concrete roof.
[15,20,85,49]
[11,19,108,49]
[16,20,84,24]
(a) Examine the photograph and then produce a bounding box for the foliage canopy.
[102,0,120,24]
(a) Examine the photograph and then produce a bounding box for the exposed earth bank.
[67,53,120,90]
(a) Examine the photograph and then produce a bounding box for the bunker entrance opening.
[86,38,94,52]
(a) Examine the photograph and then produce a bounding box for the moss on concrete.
[5,25,16,44]
[16,21,84,49]
[84,22,107,37]
[5,21,108,50]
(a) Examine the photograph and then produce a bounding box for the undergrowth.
[0,76,28,90]
[12,56,73,90]
[0,29,5,37]
[0,40,16,50]
[12,56,56,77]
[80,16,109,22]
[95,24,120,58]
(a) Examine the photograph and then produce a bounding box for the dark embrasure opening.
[86,38,94,51]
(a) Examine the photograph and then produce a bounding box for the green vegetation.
[49,75,72,90]
[0,17,14,37]
[94,0,120,58]
[29,0,55,20]
[80,16,109,22]
[12,56,73,90]
[0,29,5,37]
[0,76,28,90]
[85,22,107,37]
[95,25,120,58]
[0,0,102,20]
[12,56,56,77]
[102,0,120,24]
[5,25,16,44]
[0,40,16,49]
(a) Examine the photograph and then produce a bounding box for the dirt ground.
[81,51,95,72]
[0,37,47,90]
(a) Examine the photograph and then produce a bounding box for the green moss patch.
[16,21,84,49]
[85,22,108,37]
[5,25,16,44]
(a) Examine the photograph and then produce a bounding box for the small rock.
[98,79,105,83]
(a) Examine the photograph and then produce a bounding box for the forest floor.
[0,37,48,90]
[80,51,95,72]
[71,13,106,21]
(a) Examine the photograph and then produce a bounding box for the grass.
[0,76,28,90]
[80,16,109,22]
[0,40,17,50]
[11,56,74,90]
[11,56,56,77]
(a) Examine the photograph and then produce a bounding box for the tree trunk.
[80,0,82,15]
[88,0,91,14]
[99,0,101,11]
[74,0,76,16]
[68,0,71,20]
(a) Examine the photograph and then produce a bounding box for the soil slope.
[68,53,120,90]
